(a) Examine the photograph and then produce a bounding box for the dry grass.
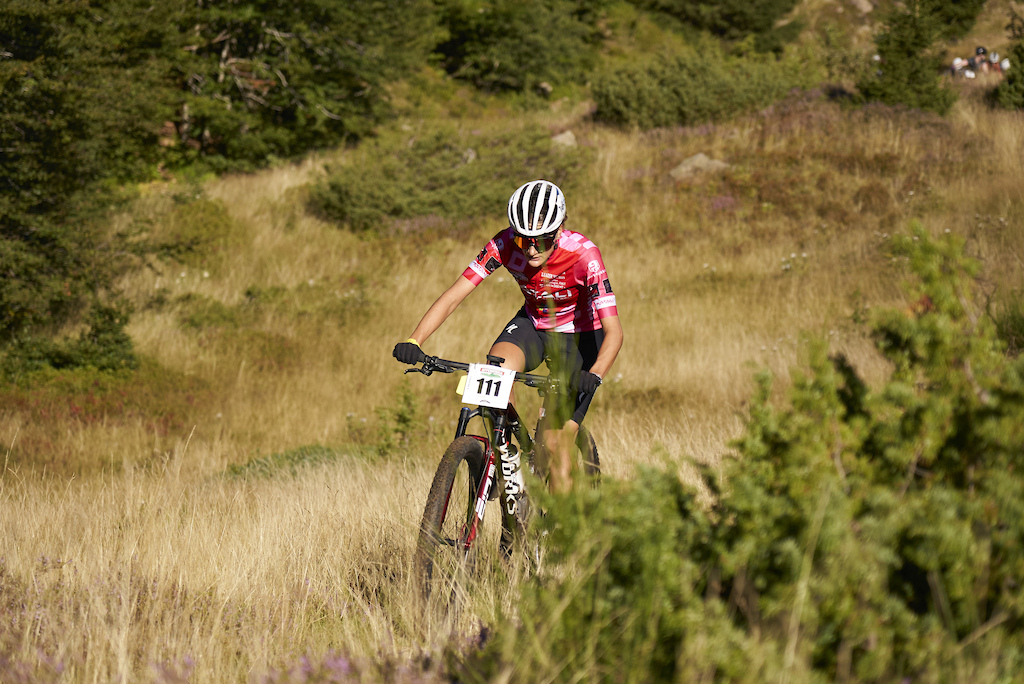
[3,85,1024,680]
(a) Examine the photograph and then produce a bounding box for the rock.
[669,153,730,181]
[536,81,553,97]
[551,130,577,148]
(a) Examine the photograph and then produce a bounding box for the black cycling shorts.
[492,308,605,426]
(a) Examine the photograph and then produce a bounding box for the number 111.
[476,378,501,396]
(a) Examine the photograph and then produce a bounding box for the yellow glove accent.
[406,338,419,346]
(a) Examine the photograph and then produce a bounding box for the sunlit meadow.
[2,87,1024,681]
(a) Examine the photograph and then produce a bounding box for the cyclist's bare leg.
[546,419,579,493]
[488,340,526,407]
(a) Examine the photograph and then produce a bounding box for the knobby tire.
[413,436,485,602]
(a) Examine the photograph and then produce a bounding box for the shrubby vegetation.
[433,0,607,92]
[593,40,819,128]
[857,0,957,114]
[930,0,987,41]
[628,0,800,40]
[0,0,435,366]
[468,228,1024,681]
[310,123,589,232]
[994,10,1024,110]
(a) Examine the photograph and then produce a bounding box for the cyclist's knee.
[489,341,526,372]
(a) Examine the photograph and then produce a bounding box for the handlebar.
[403,355,556,390]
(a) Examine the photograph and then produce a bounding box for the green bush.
[993,10,1024,110]
[628,0,800,40]
[1,304,137,380]
[465,226,1024,682]
[593,41,819,129]
[433,0,605,92]
[310,123,588,232]
[857,0,956,115]
[931,0,987,41]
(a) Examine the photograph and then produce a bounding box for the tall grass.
[3,87,1024,680]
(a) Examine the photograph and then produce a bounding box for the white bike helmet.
[507,180,566,237]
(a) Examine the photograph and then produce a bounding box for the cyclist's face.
[522,227,562,267]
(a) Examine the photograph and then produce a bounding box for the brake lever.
[404,366,433,376]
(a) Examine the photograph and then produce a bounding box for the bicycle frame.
[405,354,563,555]
[451,402,535,550]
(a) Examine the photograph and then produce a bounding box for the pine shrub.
[592,41,818,129]
[466,226,1024,682]
[857,0,956,115]
[993,10,1024,111]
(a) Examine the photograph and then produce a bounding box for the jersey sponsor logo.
[587,259,602,275]
[485,257,501,274]
[603,278,613,293]
[476,248,487,263]
[595,295,616,309]
[505,323,518,334]
[551,288,573,301]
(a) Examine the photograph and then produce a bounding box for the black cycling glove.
[393,341,426,365]
[579,370,603,395]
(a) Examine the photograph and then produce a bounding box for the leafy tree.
[857,0,955,115]
[170,0,440,166]
[0,0,183,346]
[627,0,800,40]
[0,0,438,363]
[433,0,605,92]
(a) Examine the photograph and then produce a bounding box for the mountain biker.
[393,180,623,492]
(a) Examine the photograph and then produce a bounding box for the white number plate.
[461,364,516,408]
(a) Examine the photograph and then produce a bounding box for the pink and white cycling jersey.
[462,227,617,332]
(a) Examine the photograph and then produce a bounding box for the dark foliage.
[592,43,815,129]
[931,0,987,41]
[628,0,800,40]
[169,0,439,167]
[993,9,1024,110]
[433,0,606,92]
[0,0,435,364]
[857,0,956,115]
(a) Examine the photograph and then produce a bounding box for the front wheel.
[413,436,486,602]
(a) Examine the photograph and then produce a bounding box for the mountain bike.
[402,354,599,601]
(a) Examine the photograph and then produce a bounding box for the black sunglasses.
[512,231,558,252]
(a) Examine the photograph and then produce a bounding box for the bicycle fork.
[455,408,527,550]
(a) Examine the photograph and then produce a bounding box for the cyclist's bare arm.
[407,275,476,345]
[589,314,623,380]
